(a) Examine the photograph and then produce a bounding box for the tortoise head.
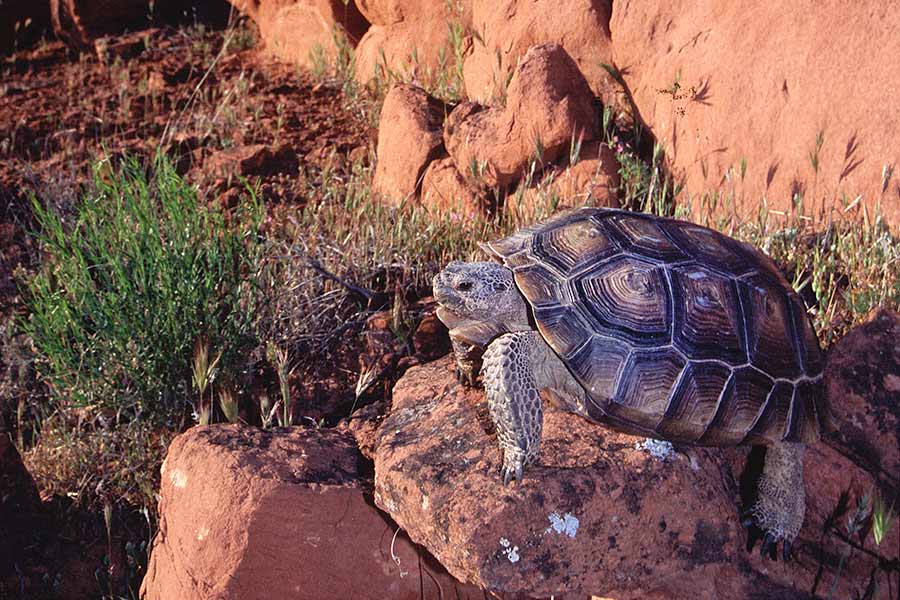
[433,261,530,340]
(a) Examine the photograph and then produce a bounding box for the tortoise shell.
[484,208,826,446]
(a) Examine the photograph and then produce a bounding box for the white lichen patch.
[421,495,430,510]
[169,468,188,488]
[634,438,675,461]
[196,525,209,541]
[499,537,520,563]
[546,512,580,538]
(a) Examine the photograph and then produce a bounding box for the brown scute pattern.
[485,208,824,445]
[655,362,731,441]
[532,304,593,358]
[576,256,671,346]
[698,368,773,445]
[672,266,746,363]
[606,213,688,261]
[611,349,685,424]
[666,222,756,276]
[745,382,793,445]
[532,216,618,275]
[567,335,630,418]
[739,274,802,379]
[514,263,571,307]
[785,380,822,443]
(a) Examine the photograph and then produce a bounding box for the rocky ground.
[1,0,899,599]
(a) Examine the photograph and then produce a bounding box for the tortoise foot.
[741,510,792,561]
[500,448,526,486]
[455,364,478,387]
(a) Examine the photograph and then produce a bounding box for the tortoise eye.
[457,281,473,292]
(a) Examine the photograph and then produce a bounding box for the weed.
[21,154,263,421]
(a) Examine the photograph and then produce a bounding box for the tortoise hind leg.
[481,331,546,485]
[744,442,806,560]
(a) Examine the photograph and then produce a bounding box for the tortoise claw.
[742,510,787,561]
[455,365,477,387]
[501,451,526,486]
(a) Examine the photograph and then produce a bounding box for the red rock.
[373,84,446,202]
[444,44,598,190]
[412,304,451,362]
[369,356,898,598]
[0,433,42,576]
[229,0,368,68]
[204,144,294,178]
[825,309,900,485]
[354,18,449,88]
[610,1,900,228]
[506,140,620,220]
[141,425,482,600]
[355,0,468,26]
[420,157,488,216]
[463,0,615,105]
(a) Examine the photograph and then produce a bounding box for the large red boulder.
[825,309,900,489]
[463,0,615,105]
[140,425,481,600]
[610,1,900,228]
[366,356,897,598]
[229,0,368,68]
[444,44,598,190]
[373,84,447,202]
[353,0,470,87]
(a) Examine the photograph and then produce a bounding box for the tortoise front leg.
[482,331,545,484]
[743,442,806,561]
[451,338,482,387]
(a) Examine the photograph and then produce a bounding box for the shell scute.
[671,265,746,363]
[739,274,802,379]
[574,256,671,346]
[655,361,731,441]
[610,348,685,426]
[567,335,631,420]
[698,367,773,445]
[531,216,618,275]
[606,212,688,262]
[665,221,756,275]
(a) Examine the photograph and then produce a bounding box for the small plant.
[191,337,222,425]
[21,154,263,421]
[266,341,294,426]
[871,493,897,546]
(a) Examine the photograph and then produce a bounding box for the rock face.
[610,0,900,228]
[464,0,615,105]
[229,0,368,68]
[141,425,481,600]
[420,157,486,216]
[444,44,598,190]
[0,433,42,576]
[367,356,898,598]
[353,0,469,86]
[506,140,620,219]
[825,309,900,489]
[373,84,447,202]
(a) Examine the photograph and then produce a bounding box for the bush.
[21,154,262,420]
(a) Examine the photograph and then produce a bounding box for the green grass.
[21,154,263,421]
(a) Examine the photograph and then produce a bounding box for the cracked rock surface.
[369,353,898,598]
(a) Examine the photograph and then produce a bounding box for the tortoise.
[432,207,826,561]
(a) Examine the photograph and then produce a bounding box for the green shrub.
[21,154,263,420]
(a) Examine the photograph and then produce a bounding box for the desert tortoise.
[433,207,826,561]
